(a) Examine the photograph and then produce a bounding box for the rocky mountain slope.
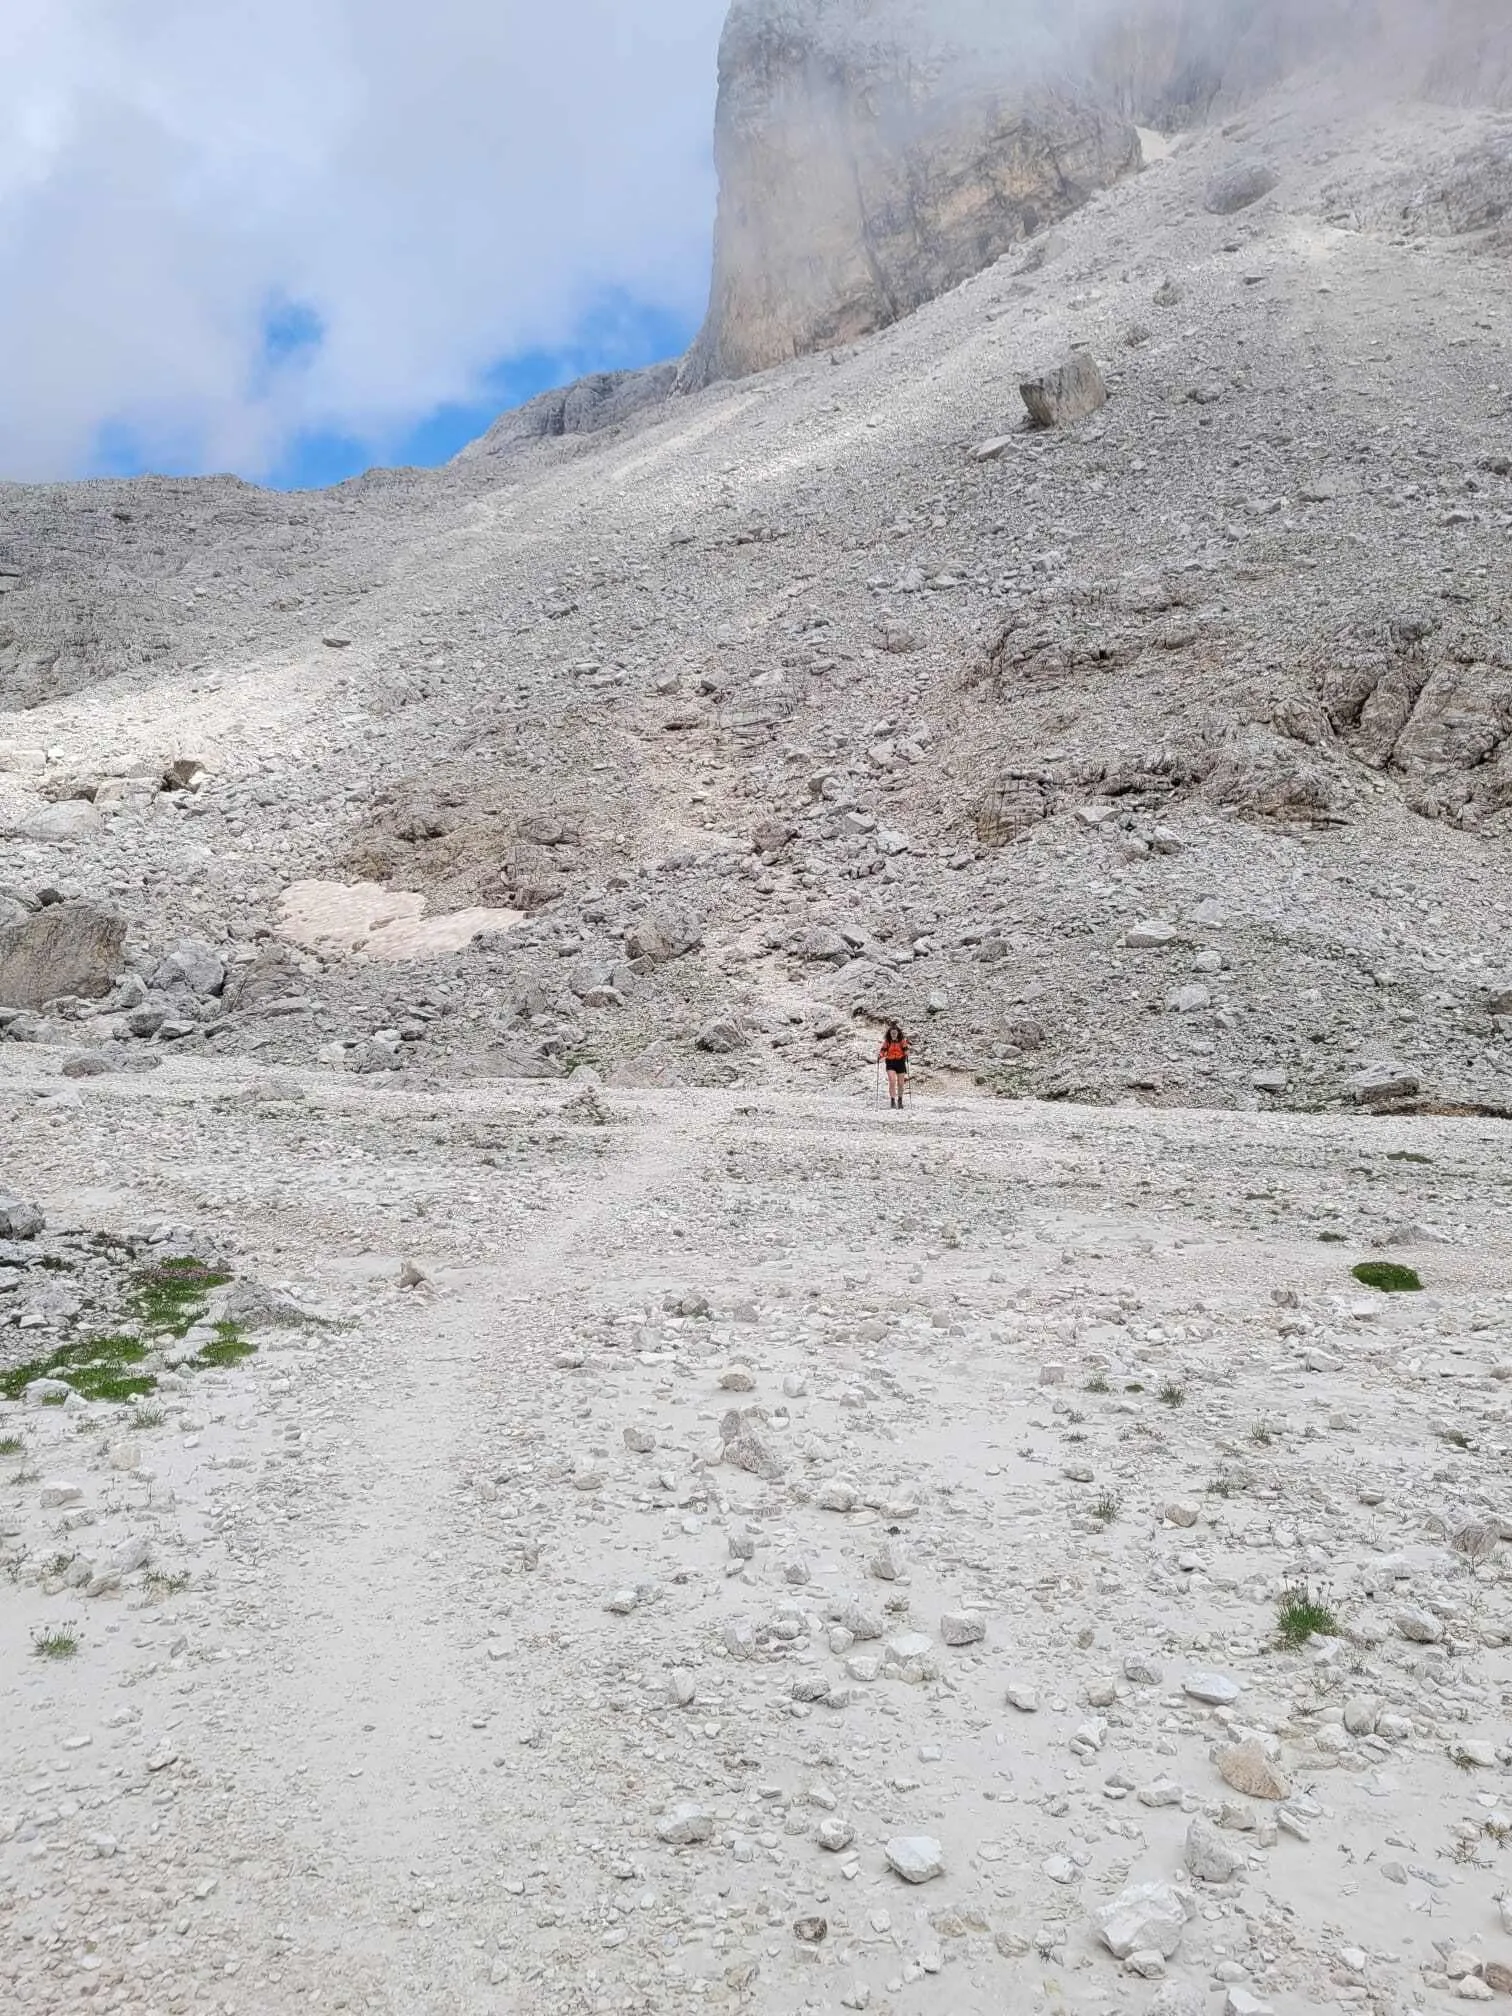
[2,17,1511,1120]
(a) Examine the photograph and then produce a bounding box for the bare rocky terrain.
[3,1065,1512,2016]
[3,1,1512,2010]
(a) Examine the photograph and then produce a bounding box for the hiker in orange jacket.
[879,1023,910,1108]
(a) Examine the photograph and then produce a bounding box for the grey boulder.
[150,940,226,998]
[1205,161,1278,214]
[695,1017,746,1055]
[1020,351,1108,428]
[624,906,703,965]
[0,902,126,1009]
[0,1192,45,1239]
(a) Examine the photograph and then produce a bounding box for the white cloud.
[0,0,725,479]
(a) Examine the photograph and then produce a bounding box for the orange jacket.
[879,1037,909,1063]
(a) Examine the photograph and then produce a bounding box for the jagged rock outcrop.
[459,362,679,462]
[680,0,1140,388]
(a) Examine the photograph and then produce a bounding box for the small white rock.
[885,1835,943,1884]
[656,1803,713,1846]
[1183,1671,1241,1706]
[1092,1880,1189,1960]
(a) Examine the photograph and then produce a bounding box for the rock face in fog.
[681,0,1512,392]
[1095,0,1512,124]
[680,0,1141,388]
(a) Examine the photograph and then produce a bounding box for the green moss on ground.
[1352,1260,1423,1293]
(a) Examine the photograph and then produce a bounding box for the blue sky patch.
[87,289,700,492]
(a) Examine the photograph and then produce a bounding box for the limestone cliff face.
[681,0,1512,395]
[680,0,1141,389]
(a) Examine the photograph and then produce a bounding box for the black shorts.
[885,1059,908,1075]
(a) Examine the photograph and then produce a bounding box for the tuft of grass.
[130,1257,232,1338]
[1085,1372,1110,1395]
[1437,1426,1473,1451]
[1124,1381,1144,1394]
[1158,1380,1186,1408]
[1249,1421,1275,1447]
[130,1404,166,1430]
[1276,1579,1339,1649]
[190,1320,256,1371]
[144,1569,191,1598]
[1207,1470,1237,1498]
[32,1624,79,1659]
[0,1434,23,1457]
[1093,1490,1121,1525]
[43,1552,77,1580]
[1351,1261,1423,1294]
[1317,1230,1347,1244]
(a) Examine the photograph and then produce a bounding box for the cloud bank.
[0,0,725,481]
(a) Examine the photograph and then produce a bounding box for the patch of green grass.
[1158,1380,1186,1408]
[80,1335,147,1365]
[1085,1373,1110,1395]
[0,1435,23,1457]
[1249,1421,1275,1447]
[1,1333,157,1407]
[189,1320,256,1371]
[32,1624,79,1659]
[74,1370,158,1404]
[130,1257,232,1338]
[1317,1230,1347,1244]
[129,1405,166,1431]
[144,1569,191,1597]
[1352,1261,1423,1294]
[1276,1579,1339,1649]
[1093,1490,1121,1525]
[1,1347,73,1403]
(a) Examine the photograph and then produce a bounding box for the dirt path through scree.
[205,1095,725,2011]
